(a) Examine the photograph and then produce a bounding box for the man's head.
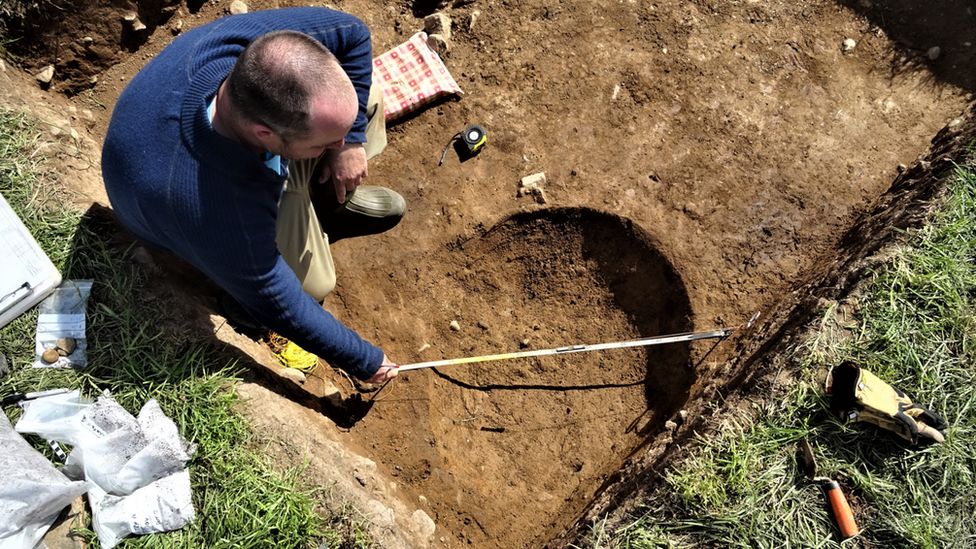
[225,30,358,159]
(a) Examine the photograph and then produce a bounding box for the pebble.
[449,320,461,331]
[841,38,856,53]
[278,367,305,384]
[56,337,77,355]
[36,65,55,84]
[424,13,452,40]
[42,349,60,364]
[230,0,248,15]
[927,46,941,60]
[427,34,449,57]
[518,173,548,204]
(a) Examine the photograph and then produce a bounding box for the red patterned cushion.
[372,31,463,121]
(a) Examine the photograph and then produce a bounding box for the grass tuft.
[0,108,370,547]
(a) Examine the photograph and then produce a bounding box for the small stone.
[841,38,856,52]
[36,65,55,84]
[469,10,480,31]
[427,34,449,57]
[927,46,941,60]
[42,349,60,364]
[477,321,489,331]
[132,246,155,268]
[424,13,452,40]
[518,173,548,204]
[172,19,183,35]
[230,0,248,15]
[278,367,305,384]
[56,337,77,355]
[665,420,678,431]
[83,36,93,45]
[897,164,908,173]
[417,343,431,353]
[449,320,461,332]
[519,339,531,349]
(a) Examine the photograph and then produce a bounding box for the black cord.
[438,132,462,166]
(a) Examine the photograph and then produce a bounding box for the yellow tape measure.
[439,124,487,165]
[461,124,487,154]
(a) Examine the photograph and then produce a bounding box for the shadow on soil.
[833,0,976,94]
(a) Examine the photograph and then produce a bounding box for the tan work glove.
[827,361,948,444]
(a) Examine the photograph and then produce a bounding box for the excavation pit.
[338,208,697,547]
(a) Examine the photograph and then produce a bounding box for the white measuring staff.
[397,328,734,372]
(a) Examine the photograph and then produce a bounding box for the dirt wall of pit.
[550,101,976,547]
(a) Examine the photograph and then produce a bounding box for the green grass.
[582,157,976,548]
[0,108,370,547]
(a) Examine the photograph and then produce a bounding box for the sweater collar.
[179,60,287,181]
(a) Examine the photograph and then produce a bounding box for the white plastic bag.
[60,395,197,496]
[88,470,195,549]
[33,280,93,369]
[0,413,91,549]
[15,390,198,547]
[14,389,93,446]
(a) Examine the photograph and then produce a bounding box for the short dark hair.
[226,30,347,141]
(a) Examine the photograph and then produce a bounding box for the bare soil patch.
[2,0,973,547]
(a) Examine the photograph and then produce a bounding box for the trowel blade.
[799,437,818,480]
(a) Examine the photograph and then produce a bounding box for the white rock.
[449,320,461,332]
[230,0,248,15]
[841,38,856,52]
[36,65,55,84]
[518,173,548,204]
[424,13,452,39]
[412,509,437,537]
[278,367,305,384]
[469,10,480,31]
[927,46,941,60]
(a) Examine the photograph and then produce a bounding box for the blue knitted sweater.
[101,8,384,379]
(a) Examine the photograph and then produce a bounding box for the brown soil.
[2,0,974,547]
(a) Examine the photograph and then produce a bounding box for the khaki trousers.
[276,84,387,301]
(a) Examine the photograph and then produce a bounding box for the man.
[102,7,401,384]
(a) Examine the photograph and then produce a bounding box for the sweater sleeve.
[182,169,385,380]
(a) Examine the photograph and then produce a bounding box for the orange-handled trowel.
[799,437,859,539]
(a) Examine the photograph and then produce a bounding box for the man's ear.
[250,124,278,150]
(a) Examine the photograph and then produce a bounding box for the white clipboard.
[0,192,62,329]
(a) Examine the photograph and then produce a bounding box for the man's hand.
[320,142,367,204]
[363,353,398,385]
